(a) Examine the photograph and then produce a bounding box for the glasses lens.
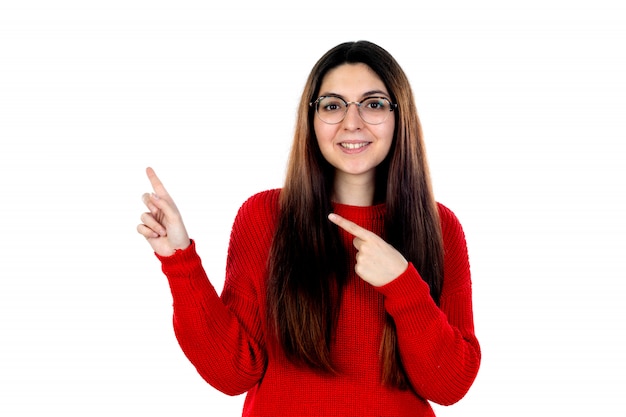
[316,97,347,124]
[359,97,392,125]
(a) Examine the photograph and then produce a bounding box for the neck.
[332,172,376,206]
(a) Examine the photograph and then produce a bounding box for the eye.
[363,97,389,111]
[319,97,345,113]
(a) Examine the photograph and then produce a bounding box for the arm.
[328,206,480,404]
[376,204,480,405]
[138,168,266,395]
[158,241,266,396]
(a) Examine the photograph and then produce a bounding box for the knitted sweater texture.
[157,189,480,416]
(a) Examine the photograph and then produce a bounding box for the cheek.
[314,119,337,146]
[375,126,395,162]
[378,124,395,150]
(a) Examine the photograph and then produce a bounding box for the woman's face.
[314,63,395,185]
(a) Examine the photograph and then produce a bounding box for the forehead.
[319,63,388,96]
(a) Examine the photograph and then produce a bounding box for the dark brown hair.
[266,40,444,389]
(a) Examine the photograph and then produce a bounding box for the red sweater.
[157,189,480,416]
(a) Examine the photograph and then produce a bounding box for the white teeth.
[340,142,369,149]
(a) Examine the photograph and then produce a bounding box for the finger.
[328,213,374,240]
[146,167,169,196]
[141,192,166,218]
[136,223,159,239]
[141,192,159,213]
[142,190,179,221]
[140,212,167,236]
[353,236,364,250]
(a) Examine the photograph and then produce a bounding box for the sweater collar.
[331,201,386,223]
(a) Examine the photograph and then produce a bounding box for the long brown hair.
[266,41,444,389]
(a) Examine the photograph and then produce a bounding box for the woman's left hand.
[328,213,408,287]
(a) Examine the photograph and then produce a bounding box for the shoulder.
[436,202,468,249]
[231,189,281,234]
[237,189,281,217]
[436,201,459,223]
[436,202,464,233]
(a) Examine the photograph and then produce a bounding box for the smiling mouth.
[340,142,370,150]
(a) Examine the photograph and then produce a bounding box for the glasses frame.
[309,95,398,125]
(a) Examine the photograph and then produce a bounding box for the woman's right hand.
[137,167,191,257]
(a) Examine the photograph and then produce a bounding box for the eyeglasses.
[310,96,397,125]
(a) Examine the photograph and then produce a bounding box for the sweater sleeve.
[157,192,278,396]
[376,203,481,406]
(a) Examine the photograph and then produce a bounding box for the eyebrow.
[320,89,390,99]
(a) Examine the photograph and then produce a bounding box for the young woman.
[137,40,480,416]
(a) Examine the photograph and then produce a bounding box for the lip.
[338,141,371,154]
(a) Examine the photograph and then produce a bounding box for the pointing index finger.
[146,167,169,196]
[328,213,373,239]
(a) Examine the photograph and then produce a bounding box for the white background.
[1,1,625,416]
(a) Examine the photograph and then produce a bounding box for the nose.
[342,102,364,130]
